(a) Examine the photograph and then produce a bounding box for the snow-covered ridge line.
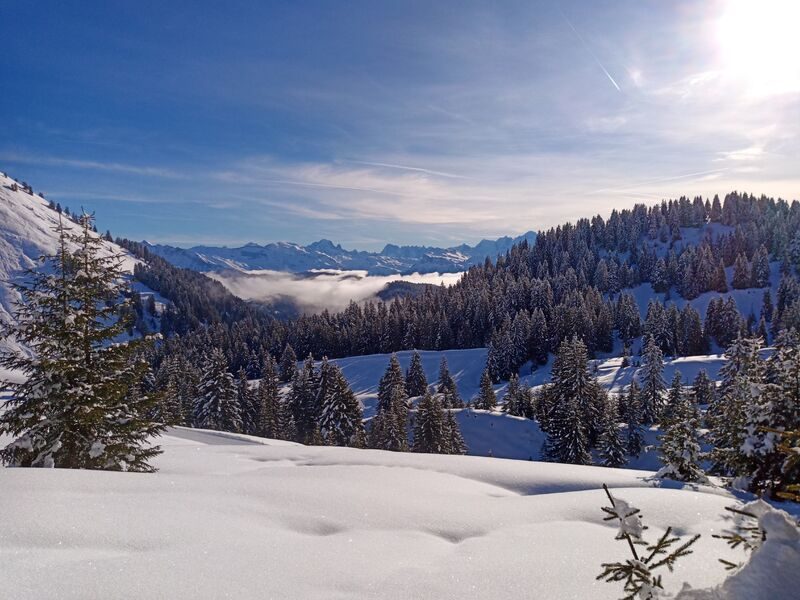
[143,231,538,275]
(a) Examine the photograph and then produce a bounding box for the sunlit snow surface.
[1,427,753,600]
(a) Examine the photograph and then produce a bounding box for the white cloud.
[208,269,463,314]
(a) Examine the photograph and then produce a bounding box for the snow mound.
[1,427,749,599]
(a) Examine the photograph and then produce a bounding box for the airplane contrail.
[560,12,621,92]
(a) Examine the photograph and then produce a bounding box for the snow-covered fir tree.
[288,356,319,444]
[444,410,467,455]
[256,354,286,439]
[639,336,666,425]
[436,356,463,408]
[598,399,627,468]
[732,253,752,289]
[474,367,497,410]
[237,367,259,435]
[657,380,706,483]
[624,382,646,458]
[279,344,298,383]
[193,348,242,433]
[742,329,800,496]
[709,336,765,476]
[541,337,595,465]
[369,385,409,452]
[691,369,715,406]
[0,215,163,471]
[377,353,406,413]
[319,363,364,447]
[155,356,187,425]
[405,350,428,397]
[502,373,528,417]
[412,390,447,453]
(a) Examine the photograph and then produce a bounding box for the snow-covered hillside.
[0,172,146,354]
[1,426,774,600]
[144,231,537,276]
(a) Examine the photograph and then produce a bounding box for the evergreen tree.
[257,355,285,439]
[157,357,185,425]
[0,215,163,471]
[542,337,594,465]
[624,383,645,458]
[377,353,407,413]
[444,410,467,455]
[405,350,428,397]
[598,400,627,468]
[751,245,771,288]
[691,370,715,406]
[732,253,751,289]
[369,385,409,452]
[662,371,684,425]
[639,336,666,425]
[708,336,765,476]
[279,344,298,383]
[237,367,259,435]
[288,357,319,444]
[436,356,462,408]
[319,364,364,447]
[412,390,447,453]
[193,348,242,433]
[742,329,800,496]
[657,384,705,482]
[502,373,527,417]
[474,367,497,410]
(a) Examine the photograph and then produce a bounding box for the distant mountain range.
[142,232,538,275]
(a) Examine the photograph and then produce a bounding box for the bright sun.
[716,0,800,96]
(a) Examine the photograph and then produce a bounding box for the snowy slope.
[0,171,145,355]
[0,426,762,600]
[319,348,728,466]
[144,231,537,275]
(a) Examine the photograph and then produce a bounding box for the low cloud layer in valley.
[208,269,463,314]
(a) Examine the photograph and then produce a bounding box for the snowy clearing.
[0,426,762,600]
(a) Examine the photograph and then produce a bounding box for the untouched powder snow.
[0,427,759,600]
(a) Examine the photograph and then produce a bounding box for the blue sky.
[2,0,798,250]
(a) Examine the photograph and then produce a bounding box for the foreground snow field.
[1,427,756,600]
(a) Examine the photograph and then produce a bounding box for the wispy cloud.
[0,152,184,179]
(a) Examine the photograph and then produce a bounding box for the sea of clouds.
[208,269,463,314]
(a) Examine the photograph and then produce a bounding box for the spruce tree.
[0,215,163,471]
[193,349,242,433]
[319,364,364,447]
[444,409,467,455]
[502,373,525,416]
[474,367,497,410]
[657,384,705,482]
[708,336,765,476]
[405,350,428,397]
[287,357,319,444]
[377,353,407,413]
[237,367,258,435]
[412,390,447,453]
[598,400,627,468]
[624,383,645,458]
[369,385,409,452]
[732,253,751,289]
[542,337,593,465]
[742,329,800,496]
[436,356,463,408]
[639,336,666,425]
[279,344,298,383]
[691,369,715,406]
[256,355,284,439]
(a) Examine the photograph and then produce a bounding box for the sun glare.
[717,0,800,96]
